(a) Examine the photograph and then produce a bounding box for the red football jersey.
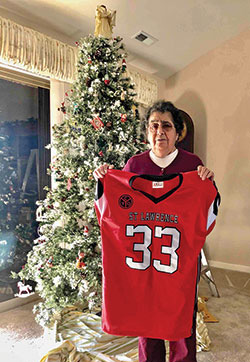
[95,170,220,341]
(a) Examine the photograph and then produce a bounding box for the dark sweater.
[123,148,203,175]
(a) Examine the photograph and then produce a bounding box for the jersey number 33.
[126,225,180,274]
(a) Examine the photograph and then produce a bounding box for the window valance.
[0,15,158,105]
[0,16,77,82]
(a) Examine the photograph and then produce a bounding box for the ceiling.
[1,0,250,79]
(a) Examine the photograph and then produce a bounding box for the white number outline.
[153,226,180,274]
[125,225,180,274]
[126,225,152,270]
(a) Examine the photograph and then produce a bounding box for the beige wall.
[165,28,250,272]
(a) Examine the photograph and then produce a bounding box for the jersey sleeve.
[94,178,105,225]
[206,187,220,234]
[205,182,221,235]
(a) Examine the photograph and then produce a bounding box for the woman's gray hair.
[144,100,184,135]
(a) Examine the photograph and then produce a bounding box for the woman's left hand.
[197,165,215,181]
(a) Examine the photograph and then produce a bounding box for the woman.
[93,100,214,362]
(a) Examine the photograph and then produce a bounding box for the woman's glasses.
[148,121,174,133]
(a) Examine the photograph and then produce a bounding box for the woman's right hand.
[93,164,114,181]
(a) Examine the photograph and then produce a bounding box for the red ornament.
[99,151,104,157]
[67,178,72,191]
[65,92,68,97]
[88,58,92,64]
[104,74,110,85]
[75,41,79,47]
[76,251,86,269]
[90,116,104,130]
[121,113,127,122]
[84,226,89,236]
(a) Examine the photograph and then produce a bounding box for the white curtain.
[0,15,158,106]
[0,16,77,82]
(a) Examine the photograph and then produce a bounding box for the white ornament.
[16,282,33,298]
[36,205,46,221]
[53,276,62,287]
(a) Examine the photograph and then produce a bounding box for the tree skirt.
[40,300,211,362]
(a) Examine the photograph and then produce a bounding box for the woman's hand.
[197,165,214,181]
[93,164,114,181]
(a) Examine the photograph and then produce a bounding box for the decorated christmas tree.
[13,34,146,327]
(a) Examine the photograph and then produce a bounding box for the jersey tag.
[152,181,164,189]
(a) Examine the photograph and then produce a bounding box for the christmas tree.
[13,34,146,327]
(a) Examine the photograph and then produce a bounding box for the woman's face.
[147,111,178,158]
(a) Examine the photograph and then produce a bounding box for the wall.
[165,28,250,272]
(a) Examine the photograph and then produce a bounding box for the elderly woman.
[93,100,214,362]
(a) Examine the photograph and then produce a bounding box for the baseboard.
[209,260,250,274]
[0,293,40,313]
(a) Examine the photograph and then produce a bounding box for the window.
[0,73,50,302]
